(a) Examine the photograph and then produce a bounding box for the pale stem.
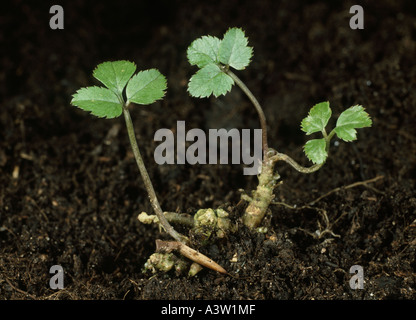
[270,129,336,173]
[224,68,269,160]
[271,152,323,173]
[122,106,188,244]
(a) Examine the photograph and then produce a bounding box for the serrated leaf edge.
[187,64,234,98]
[126,69,167,105]
[300,101,331,135]
[71,86,122,119]
[187,35,221,68]
[218,27,253,70]
[93,60,136,95]
[334,105,372,142]
[303,138,328,164]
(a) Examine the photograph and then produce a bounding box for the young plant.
[71,61,226,274]
[70,29,372,276]
[187,28,372,229]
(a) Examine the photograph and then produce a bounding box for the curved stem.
[270,152,323,173]
[270,129,336,173]
[224,68,269,160]
[122,106,188,244]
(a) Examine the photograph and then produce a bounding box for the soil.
[1,0,415,300]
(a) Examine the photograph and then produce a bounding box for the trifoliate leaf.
[334,105,372,142]
[188,63,234,98]
[71,86,122,119]
[93,60,136,95]
[126,69,167,105]
[218,27,252,70]
[304,138,327,164]
[187,36,221,68]
[301,101,332,135]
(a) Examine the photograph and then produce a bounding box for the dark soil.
[1,0,415,300]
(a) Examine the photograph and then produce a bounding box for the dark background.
[0,0,415,299]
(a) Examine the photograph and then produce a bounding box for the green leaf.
[304,139,327,164]
[187,36,221,68]
[188,63,234,98]
[335,105,372,142]
[218,27,252,70]
[93,60,136,94]
[126,69,167,105]
[71,86,122,119]
[301,101,332,135]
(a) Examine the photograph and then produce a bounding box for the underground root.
[155,240,227,274]
[241,158,280,229]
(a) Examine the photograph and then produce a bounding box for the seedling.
[70,28,372,276]
[71,61,227,274]
[187,28,372,229]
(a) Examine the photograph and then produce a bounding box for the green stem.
[271,152,323,173]
[164,212,195,227]
[122,106,188,244]
[269,129,335,173]
[222,67,336,228]
[222,68,280,228]
[139,211,195,228]
[224,68,269,160]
